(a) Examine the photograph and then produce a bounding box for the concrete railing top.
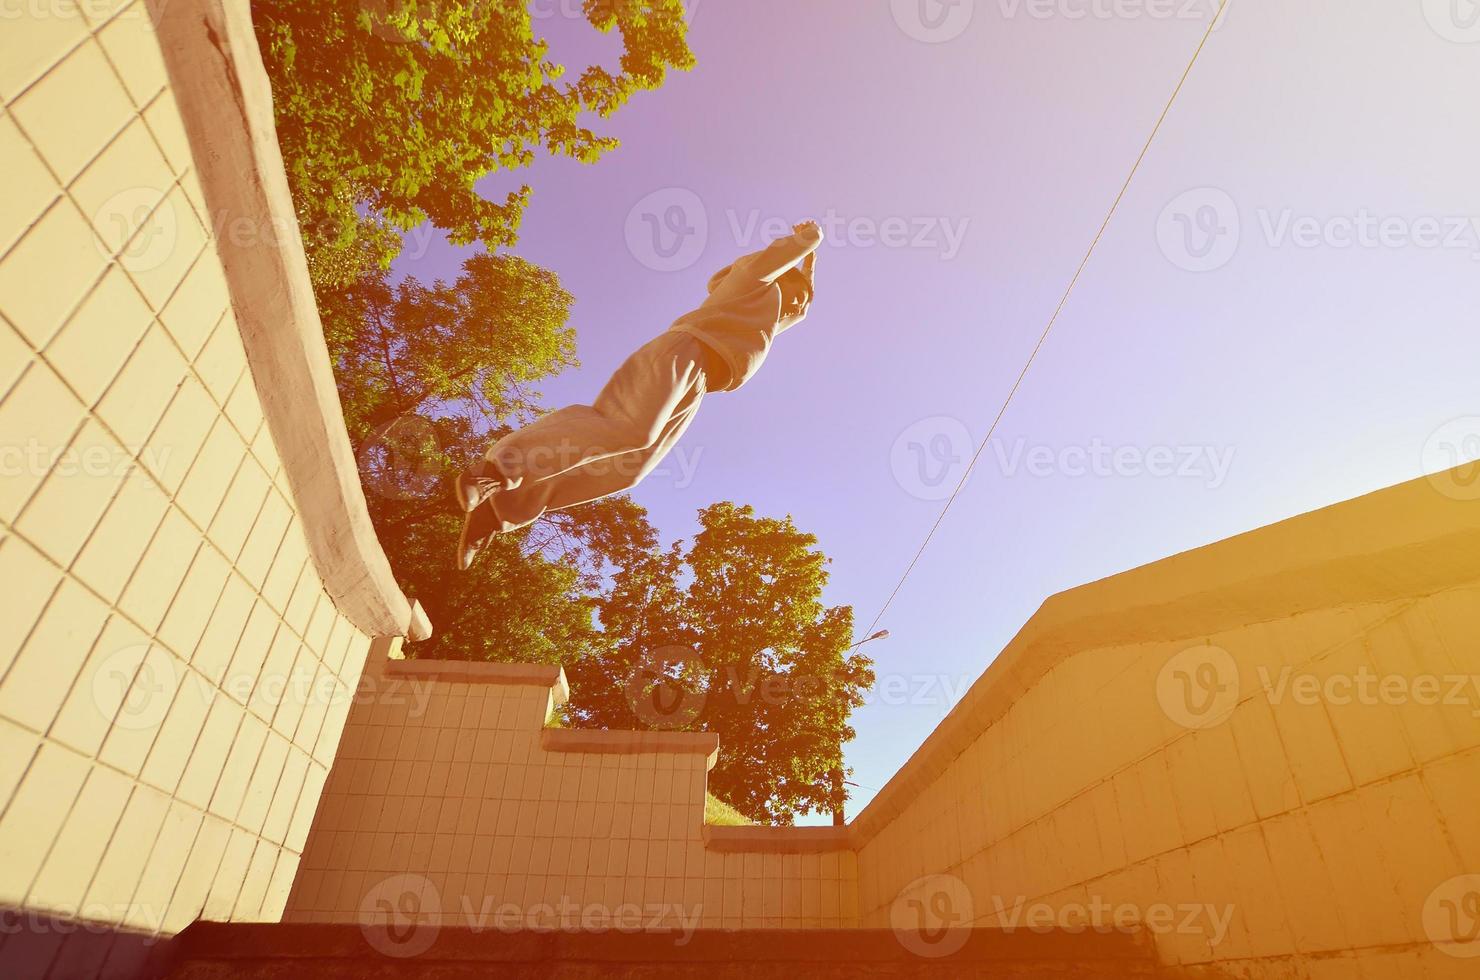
[146,0,430,642]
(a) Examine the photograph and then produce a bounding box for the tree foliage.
[252,0,697,289]
[569,503,877,824]
[254,1,874,823]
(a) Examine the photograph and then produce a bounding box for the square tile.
[95,322,187,450]
[116,506,200,631]
[0,197,106,348]
[95,5,168,107]
[29,764,132,910]
[159,251,229,360]
[141,374,216,494]
[8,39,133,184]
[0,534,62,679]
[0,577,109,734]
[122,186,206,310]
[41,266,153,407]
[0,362,86,522]
[50,614,148,756]
[69,117,173,259]
[0,740,89,906]
[14,418,134,566]
[0,111,60,257]
[174,416,246,529]
[70,464,169,602]
[141,90,191,175]
[0,1,88,106]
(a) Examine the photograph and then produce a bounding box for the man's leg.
[459,334,708,552]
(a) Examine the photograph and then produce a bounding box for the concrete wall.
[287,653,859,935]
[850,469,1480,979]
[0,2,425,976]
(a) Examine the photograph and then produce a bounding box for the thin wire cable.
[861,1,1230,641]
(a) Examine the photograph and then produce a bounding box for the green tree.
[338,253,659,662]
[570,503,877,824]
[252,0,696,289]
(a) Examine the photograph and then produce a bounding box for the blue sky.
[393,0,1480,822]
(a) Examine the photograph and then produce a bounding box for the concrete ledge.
[386,660,570,706]
[542,729,720,771]
[169,923,1160,967]
[852,468,1480,843]
[145,0,429,642]
[703,826,853,854]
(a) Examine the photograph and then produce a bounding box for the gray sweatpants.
[480,332,709,533]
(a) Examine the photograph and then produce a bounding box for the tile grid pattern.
[288,678,860,930]
[0,2,372,974]
[856,587,1480,979]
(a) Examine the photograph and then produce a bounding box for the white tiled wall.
[0,2,373,974]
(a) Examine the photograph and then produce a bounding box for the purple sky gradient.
[393,0,1480,822]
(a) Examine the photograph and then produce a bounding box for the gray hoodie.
[669,227,823,392]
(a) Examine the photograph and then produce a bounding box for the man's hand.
[778,221,820,323]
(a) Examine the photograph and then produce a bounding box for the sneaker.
[455,460,508,513]
[457,502,501,571]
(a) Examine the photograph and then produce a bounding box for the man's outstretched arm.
[734,220,825,284]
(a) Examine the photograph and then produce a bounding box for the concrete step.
[161,923,1174,978]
